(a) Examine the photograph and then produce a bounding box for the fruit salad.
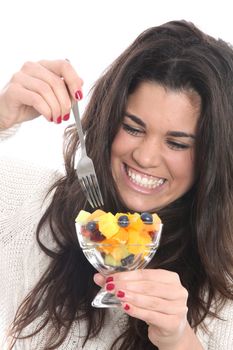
[75,209,162,268]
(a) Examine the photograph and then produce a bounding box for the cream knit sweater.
[0,129,233,349]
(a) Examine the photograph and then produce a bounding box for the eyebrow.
[124,112,196,139]
[167,131,196,139]
[125,112,146,127]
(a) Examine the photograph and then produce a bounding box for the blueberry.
[117,215,129,227]
[121,254,135,266]
[86,221,98,232]
[140,212,153,224]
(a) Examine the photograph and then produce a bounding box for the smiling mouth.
[125,165,165,189]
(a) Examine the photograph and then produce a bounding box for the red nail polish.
[117,290,125,298]
[63,113,70,121]
[106,276,114,283]
[57,116,62,124]
[106,283,115,291]
[75,90,83,100]
[124,304,130,311]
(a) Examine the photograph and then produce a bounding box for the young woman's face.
[111,82,200,212]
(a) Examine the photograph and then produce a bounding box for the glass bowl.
[76,211,162,308]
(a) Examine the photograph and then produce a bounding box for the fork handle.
[72,102,87,156]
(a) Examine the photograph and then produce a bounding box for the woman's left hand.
[94,269,190,349]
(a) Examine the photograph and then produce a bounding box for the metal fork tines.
[72,101,104,208]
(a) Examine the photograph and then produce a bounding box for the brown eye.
[167,140,190,150]
[122,123,144,136]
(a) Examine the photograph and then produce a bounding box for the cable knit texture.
[0,125,20,142]
[0,129,233,349]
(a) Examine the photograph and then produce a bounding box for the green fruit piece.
[104,254,121,267]
[111,245,130,261]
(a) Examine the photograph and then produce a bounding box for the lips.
[125,164,165,189]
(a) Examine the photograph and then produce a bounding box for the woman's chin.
[121,197,160,213]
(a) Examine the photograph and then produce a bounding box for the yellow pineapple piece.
[111,245,130,261]
[75,210,91,224]
[152,213,161,223]
[98,212,119,238]
[128,213,143,231]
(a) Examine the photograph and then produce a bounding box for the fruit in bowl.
[76,209,162,271]
[75,209,162,307]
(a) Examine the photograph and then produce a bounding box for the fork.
[72,101,104,208]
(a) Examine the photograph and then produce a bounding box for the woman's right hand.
[0,59,83,130]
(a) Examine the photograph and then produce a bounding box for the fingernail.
[75,90,83,100]
[63,113,70,121]
[106,276,114,283]
[106,283,115,291]
[57,116,62,124]
[124,304,130,311]
[117,290,125,298]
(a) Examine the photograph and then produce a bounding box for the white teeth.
[127,168,165,188]
[141,178,148,185]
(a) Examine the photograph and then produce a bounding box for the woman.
[1,20,233,349]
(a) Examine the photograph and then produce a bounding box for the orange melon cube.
[127,229,152,255]
[139,231,152,244]
[112,228,129,243]
[142,223,156,232]
[97,238,118,254]
[88,209,106,221]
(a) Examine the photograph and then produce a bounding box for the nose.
[132,138,162,169]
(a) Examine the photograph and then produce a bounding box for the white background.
[0,0,232,169]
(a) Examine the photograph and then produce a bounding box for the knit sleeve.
[0,124,20,142]
[196,298,233,349]
[0,156,63,348]
[0,156,61,217]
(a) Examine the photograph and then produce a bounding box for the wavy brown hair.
[9,20,233,349]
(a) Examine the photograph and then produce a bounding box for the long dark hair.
[9,20,233,349]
